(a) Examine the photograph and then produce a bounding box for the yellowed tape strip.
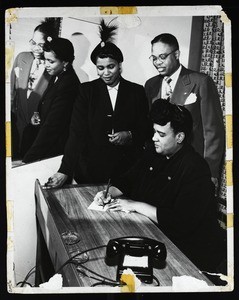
[226,115,233,149]
[220,11,231,24]
[120,274,135,292]
[6,122,12,157]
[7,236,14,252]
[6,41,15,81]
[7,200,14,232]
[5,8,18,24]
[100,6,137,15]
[227,213,233,228]
[225,73,232,87]
[226,160,233,186]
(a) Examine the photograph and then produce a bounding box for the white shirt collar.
[169,64,182,90]
[107,82,120,111]
[107,82,120,91]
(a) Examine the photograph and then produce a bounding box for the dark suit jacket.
[11,52,51,156]
[22,66,80,163]
[112,143,226,272]
[145,66,225,178]
[59,77,149,183]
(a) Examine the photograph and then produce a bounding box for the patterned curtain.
[200,16,226,200]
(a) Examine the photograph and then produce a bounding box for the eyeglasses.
[149,49,177,63]
[29,39,45,49]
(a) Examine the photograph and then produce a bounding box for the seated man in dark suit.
[144,33,225,194]
[95,99,226,284]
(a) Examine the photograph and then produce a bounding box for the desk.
[35,179,212,287]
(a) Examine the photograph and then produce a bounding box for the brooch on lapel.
[184,92,197,105]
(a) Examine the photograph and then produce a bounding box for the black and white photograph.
[4,5,234,294]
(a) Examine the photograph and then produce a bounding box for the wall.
[6,18,43,60]
[61,16,192,85]
[6,15,192,86]
[7,156,63,286]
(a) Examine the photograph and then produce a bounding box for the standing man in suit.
[11,19,58,159]
[145,33,225,192]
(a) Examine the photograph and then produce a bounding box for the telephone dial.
[105,236,167,283]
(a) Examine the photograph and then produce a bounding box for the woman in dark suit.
[46,19,150,186]
[22,37,80,163]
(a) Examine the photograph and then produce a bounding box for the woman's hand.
[44,172,68,189]
[95,190,158,223]
[108,131,132,146]
[94,186,123,207]
[31,112,41,126]
[94,190,112,206]
[106,198,136,213]
[107,198,158,223]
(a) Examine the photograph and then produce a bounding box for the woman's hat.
[44,37,75,63]
[90,19,123,64]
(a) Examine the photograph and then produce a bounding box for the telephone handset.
[105,236,167,283]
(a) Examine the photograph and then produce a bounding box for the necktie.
[35,58,41,69]
[27,59,44,98]
[164,76,173,100]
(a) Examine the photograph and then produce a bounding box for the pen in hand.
[102,178,111,208]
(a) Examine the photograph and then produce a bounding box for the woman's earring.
[63,65,66,72]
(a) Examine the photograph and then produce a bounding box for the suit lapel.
[18,54,34,122]
[20,54,34,88]
[34,70,51,97]
[152,76,163,103]
[96,79,113,115]
[27,71,51,120]
[171,66,196,105]
[38,77,58,122]
[114,77,126,112]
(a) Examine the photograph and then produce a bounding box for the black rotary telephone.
[105,236,167,283]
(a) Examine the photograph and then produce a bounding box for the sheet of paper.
[88,200,108,211]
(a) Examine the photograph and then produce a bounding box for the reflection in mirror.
[9,17,62,167]
[9,15,194,168]
[70,32,90,83]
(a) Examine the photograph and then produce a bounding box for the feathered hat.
[90,19,123,64]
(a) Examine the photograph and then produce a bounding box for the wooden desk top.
[35,180,213,287]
